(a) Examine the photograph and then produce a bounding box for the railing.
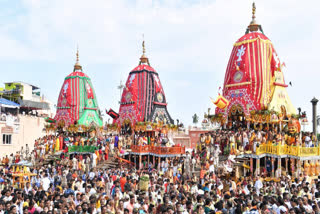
[131,145,151,153]
[256,144,320,157]
[131,145,185,155]
[68,145,97,153]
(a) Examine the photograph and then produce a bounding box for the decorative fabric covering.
[67,145,97,154]
[115,63,173,126]
[216,32,295,116]
[54,70,103,127]
[45,117,56,123]
[106,109,119,119]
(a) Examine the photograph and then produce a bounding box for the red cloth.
[59,136,63,150]
[164,183,169,193]
[120,177,127,192]
[216,32,282,115]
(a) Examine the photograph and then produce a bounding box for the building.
[0,81,52,116]
[0,81,52,157]
[0,113,46,158]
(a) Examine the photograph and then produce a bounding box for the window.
[2,134,12,145]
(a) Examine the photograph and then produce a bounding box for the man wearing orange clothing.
[200,165,206,185]
[119,173,127,193]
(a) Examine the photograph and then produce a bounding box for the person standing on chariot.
[55,136,60,152]
[127,135,132,149]
[312,132,318,147]
[59,135,64,150]
[242,130,249,150]
[118,137,123,154]
[248,131,255,151]
[229,133,236,155]
[14,152,20,163]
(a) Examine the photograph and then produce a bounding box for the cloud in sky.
[0,0,319,129]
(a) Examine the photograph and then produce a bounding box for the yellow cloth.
[96,200,101,209]
[55,138,60,151]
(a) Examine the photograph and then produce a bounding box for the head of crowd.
[0,128,319,214]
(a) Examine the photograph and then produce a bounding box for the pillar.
[311,97,319,136]
[148,154,150,167]
[166,157,168,167]
[139,155,142,170]
[158,156,161,171]
[291,158,295,177]
[134,154,137,168]
[250,158,253,176]
[285,158,288,173]
[277,158,281,178]
[271,157,275,177]
[256,158,260,176]
[153,155,155,167]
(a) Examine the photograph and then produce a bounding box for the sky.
[0,0,319,129]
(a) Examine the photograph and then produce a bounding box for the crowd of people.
[0,127,319,214]
[198,129,318,156]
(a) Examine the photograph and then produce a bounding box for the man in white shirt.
[88,185,97,196]
[89,171,95,180]
[41,173,51,191]
[305,134,312,147]
[24,182,32,194]
[3,190,12,202]
[92,153,97,168]
[209,162,215,173]
[254,176,263,196]
[191,157,196,172]
[190,182,198,194]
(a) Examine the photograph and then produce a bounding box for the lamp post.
[311,97,318,135]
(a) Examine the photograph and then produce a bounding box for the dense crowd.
[198,129,318,156]
[0,128,319,214]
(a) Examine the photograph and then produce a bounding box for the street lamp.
[311,97,319,135]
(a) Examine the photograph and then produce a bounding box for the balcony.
[255,144,320,157]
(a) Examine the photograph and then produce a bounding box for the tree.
[192,113,199,126]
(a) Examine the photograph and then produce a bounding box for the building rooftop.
[4,81,40,90]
